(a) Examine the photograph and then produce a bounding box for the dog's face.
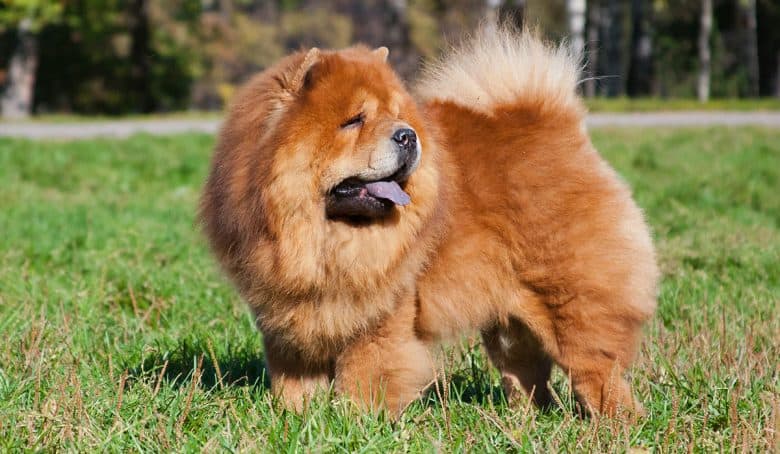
[203,45,442,292]
[204,44,445,296]
[275,47,427,222]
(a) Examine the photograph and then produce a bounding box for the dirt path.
[0,119,221,140]
[1,112,779,139]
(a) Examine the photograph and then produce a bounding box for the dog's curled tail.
[416,25,583,117]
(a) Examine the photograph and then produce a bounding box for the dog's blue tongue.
[365,181,411,206]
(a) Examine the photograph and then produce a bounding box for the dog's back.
[416,25,659,416]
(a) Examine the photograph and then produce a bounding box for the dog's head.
[202,46,442,293]
[276,47,427,221]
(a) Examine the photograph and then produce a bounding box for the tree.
[384,0,416,77]
[777,52,780,97]
[566,0,586,61]
[485,0,501,31]
[627,0,653,96]
[584,0,601,97]
[737,0,759,97]
[756,0,780,97]
[129,0,153,112]
[601,0,625,97]
[698,0,712,102]
[499,0,526,29]
[485,0,526,30]
[0,0,63,118]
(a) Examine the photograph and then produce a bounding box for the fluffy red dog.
[200,26,659,416]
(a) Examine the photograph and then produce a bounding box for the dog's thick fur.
[200,27,658,417]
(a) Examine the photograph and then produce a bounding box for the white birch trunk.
[698,0,712,103]
[566,0,587,61]
[1,19,39,119]
[585,1,600,98]
[486,0,501,30]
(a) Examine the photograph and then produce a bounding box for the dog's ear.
[292,47,321,91]
[372,46,389,62]
[279,47,321,94]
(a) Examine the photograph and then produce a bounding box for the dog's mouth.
[325,166,411,220]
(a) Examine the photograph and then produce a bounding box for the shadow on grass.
[420,370,507,409]
[126,337,270,391]
[125,337,559,415]
[420,369,563,415]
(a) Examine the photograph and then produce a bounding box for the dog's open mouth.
[326,168,411,220]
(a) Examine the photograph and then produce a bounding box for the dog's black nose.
[392,128,417,148]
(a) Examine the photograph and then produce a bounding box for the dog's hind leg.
[518,289,648,418]
[481,318,554,409]
[546,297,646,417]
[502,289,648,417]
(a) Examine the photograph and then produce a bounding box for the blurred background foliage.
[1,0,779,116]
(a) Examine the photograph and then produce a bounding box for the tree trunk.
[130,0,154,113]
[566,0,587,60]
[486,0,501,22]
[499,0,527,29]
[738,0,760,97]
[601,0,625,97]
[218,0,234,21]
[698,0,712,103]
[1,19,38,119]
[627,0,653,96]
[776,51,780,98]
[346,0,417,79]
[385,0,416,77]
[584,0,600,98]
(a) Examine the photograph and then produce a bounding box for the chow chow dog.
[200,26,658,417]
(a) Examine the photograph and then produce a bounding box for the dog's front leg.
[263,335,332,412]
[334,297,434,416]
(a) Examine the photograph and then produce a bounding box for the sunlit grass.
[0,128,777,451]
[585,97,780,112]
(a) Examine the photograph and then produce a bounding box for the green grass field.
[584,98,780,112]
[0,128,777,451]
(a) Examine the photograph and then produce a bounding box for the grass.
[0,128,778,451]
[584,97,780,112]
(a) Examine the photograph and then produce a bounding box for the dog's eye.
[340,113,365,129]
